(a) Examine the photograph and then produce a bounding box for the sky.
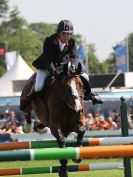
[9,0,133,60]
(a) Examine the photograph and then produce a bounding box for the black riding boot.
[80,73,103,105]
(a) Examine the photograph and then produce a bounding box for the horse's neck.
[45,79,61,100]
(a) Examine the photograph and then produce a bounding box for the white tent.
[0,55,34,97]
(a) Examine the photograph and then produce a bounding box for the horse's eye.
[72,95,77,99]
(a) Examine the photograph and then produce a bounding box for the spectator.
[105,116,118,130]
[11,121,24,134]
[0,121,24,134]
[1,122,12,133]
[10,111,17,123]
[128,114,133,129]
[94,113,103,130]
[86,113,95,130]
[108,109,121,129]
[0,113,7,130]
[4,109,12,122]
[94,112,110,130]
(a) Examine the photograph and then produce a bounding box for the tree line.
[0,0,133,77]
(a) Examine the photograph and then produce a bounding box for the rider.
[20,19,103,111]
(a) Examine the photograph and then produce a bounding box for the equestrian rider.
[20,19,103,110]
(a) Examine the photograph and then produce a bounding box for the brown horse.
[21,62,86,177]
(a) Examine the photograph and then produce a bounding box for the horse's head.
[54,62,84,117]
[64,75,84,117]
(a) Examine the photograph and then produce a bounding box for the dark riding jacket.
[32,33,78,73]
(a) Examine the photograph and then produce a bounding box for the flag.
[77,44,85,60]
[5,51,18,70]
[113,39,128,73]
[77,43,86,71]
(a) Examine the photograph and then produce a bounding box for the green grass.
[0,158,128,177]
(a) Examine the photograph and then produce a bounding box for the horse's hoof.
[23,123,32,133]
[58,168,68,177]
[72,158,82,163]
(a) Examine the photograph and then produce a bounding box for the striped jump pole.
[1,136,133,150]
[0,145,133,161]
[0,162,123,176]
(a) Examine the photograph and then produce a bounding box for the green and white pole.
[0,162,122,176]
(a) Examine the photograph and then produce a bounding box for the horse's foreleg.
[76,113,86,147]
[24,112,31,124]
[23,112,32,133]
[76,124,86,147]
[56,129,66,147]
[58,159,68,177]
[73,124,86,164]
[50,128,68,177]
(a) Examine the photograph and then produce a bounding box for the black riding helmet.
[57,20,73,33]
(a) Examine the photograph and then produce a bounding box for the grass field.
[0,158,129,177]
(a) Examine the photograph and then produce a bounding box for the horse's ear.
[63,63,68,75]
[76,62,82,74]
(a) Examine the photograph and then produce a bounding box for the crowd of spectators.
[85,106,133,130]
[0,105,133,134]
[0,109,50,134]
[0,109,24,134]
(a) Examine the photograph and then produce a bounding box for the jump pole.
[1,136,133,150]
[0,162,123,176]
[0,145,133,161]
[120,97,132,177]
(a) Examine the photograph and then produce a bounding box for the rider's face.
[59,32,72,44]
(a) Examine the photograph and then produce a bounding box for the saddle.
[20,73,54,112]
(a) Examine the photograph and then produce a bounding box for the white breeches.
[35,69,50,92]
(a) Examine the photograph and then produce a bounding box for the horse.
[21,62,86,177]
